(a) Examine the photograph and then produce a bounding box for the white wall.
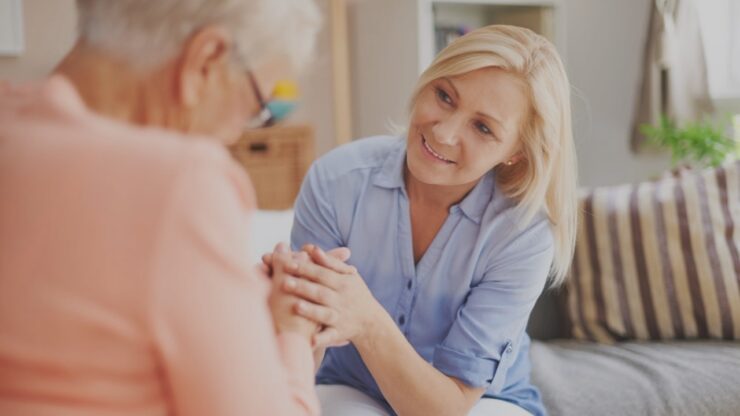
[0,0,339,157]
[346,0,672,187]
[696,0,740,99]
[291,0,338,156]
[347,0,420,140]
[563,0,670,186]
[0,0,675,187]
[0,0,77,81]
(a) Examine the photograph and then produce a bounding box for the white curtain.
[631,0,714,150]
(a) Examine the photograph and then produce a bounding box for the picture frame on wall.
[0,0,24,56]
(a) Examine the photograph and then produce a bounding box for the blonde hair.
[76,0,321,71]
[411,25,577,286]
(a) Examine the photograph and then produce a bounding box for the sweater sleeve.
[147,144,319,416]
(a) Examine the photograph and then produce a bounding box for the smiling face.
[406,66,530,188]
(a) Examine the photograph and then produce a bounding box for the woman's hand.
[260,245,351,277]
[264,243,353,350]
[275,245,384,346]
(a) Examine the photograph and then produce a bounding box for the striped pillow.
[566,160,740,342]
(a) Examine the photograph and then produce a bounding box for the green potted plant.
[640,115,737,168]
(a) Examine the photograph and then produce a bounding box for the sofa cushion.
[531,340,740,416]
[528,287,570,340]
[564,160,740,342]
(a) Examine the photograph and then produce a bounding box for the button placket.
[397,286,412,326]
[395,270,414,330]
[397,190,418,331]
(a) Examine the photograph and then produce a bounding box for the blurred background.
[1,0,738,207]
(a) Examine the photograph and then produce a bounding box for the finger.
[270,252,299,281]
[274,242,288,254]
[283,261,342,290]
[261,253,273,266]
[284,276,338,308]
[293,299,339,327]
[309,246,356,275]
[272,251,309,274]
[270,251,291,268]
[327,247,351,262]
[302,244,352,264]
[313,327,349,348]
[293,251,310,262]
[257,263,271,277]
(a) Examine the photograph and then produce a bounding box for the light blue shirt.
[291,136,552,416]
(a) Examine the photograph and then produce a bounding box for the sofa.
[527,291,740,416]
[251,161,740,416]
[528,160,740,416]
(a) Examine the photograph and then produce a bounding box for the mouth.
[421,134,456,164]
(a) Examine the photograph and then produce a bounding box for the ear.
[508,153,524,164]
[503,147,525,166]
[176,25,232,108]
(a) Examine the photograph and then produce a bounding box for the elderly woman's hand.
[275,245,384,347]
[267,244,319,339]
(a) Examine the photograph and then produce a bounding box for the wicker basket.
[229,124,315,210]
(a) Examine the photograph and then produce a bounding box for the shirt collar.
[456,170,495,224]
[372,137,407,190]
[373,137,496,224]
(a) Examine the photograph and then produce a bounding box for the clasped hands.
[262,242,380,351]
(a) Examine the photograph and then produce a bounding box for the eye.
[474,120,493,136]
[435,87,453,106]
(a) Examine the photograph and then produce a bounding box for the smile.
[421,135,456,164]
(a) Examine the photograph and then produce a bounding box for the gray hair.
[76,0,321,71]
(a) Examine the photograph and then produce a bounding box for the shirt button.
[398,315,406,325]
[407,280,412,290]
[506,345,513,354]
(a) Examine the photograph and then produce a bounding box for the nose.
[430,114,464,147]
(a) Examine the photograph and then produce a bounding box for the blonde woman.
[0,1,325,415]
[270,25,577,416]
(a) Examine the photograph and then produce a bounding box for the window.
[696,0,740,99]
[0,0,24,56]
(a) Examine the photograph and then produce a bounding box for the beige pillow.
[565,160,740,342]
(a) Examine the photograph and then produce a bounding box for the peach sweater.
[0,76,318,416]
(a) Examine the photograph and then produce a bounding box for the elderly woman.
[0,1,324,415]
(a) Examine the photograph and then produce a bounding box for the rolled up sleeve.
[432,216,553,392]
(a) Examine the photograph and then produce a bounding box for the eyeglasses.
[246,70,275,129]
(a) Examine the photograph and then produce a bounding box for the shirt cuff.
[432,345,498,389]
[277,332,320,415]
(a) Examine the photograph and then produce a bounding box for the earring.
[505,160,514,166]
